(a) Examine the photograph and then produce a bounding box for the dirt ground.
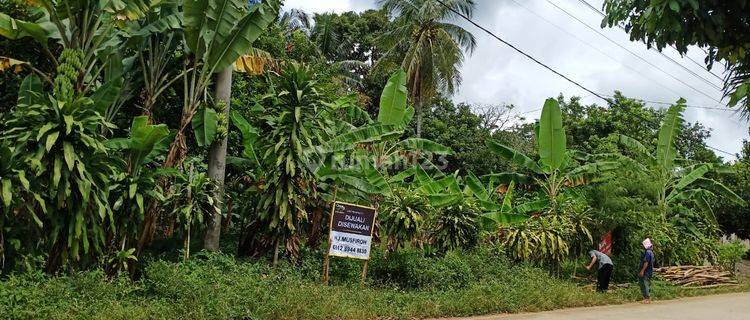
[443,292,750,320]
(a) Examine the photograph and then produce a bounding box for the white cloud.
[291,0,749,159]
[282,0,372,14]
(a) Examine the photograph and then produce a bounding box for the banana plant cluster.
[485,98,620,213]
[1,65,118,271]
[613,101,746,229]
[106,116,171,250]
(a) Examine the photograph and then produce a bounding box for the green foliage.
[1,62,117,270]
[105,116,170,262]
[238,63,332,259]
[602,0,750,117]
[503,215,573,266]
[420,100,514,176]
[427,200,480,252]
[538,98,566,171]
[718,240,749,272]
[379,187,433,251]
[167,162,219,259]
[378,0,476,133]
[377,68,408,126]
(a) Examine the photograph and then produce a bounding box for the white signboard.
[327,202,377,260]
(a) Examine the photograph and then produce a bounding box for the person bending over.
[586,249,614,292]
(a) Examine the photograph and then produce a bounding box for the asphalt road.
[446,292,750,320]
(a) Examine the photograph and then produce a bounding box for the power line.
[434,0,740,160]
[598,95,735,111]
[543,0,724,103]
[706,145,737,158]
[507,0,684,98]
[434,0,610,102]
[575,0,725,83]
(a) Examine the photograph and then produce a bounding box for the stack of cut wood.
[655,265,738,288]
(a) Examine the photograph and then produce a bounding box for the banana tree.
[613,101,746,220]
[106,116,170,252]
[0,0,157,92]
[485,98,619,213]
[1,65,117,272]
[162,0,280,168]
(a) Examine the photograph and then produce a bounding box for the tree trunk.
[307,205,325,249]
[203,67,232,251]
[415,105,423,138]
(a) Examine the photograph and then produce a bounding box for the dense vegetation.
[0,0,749,318]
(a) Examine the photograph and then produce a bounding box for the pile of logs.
[655,265,738,288]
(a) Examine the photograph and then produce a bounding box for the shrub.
[718,240,749,272]
[368,248,476,290]
[428,201,480,252]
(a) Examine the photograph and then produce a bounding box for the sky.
[282,0,749,160]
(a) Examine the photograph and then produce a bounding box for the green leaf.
[514,198,549,214]
[230,110,260,165]
[377,69,408,126]
[63,142,76,171]
[465,171,489,201]
[669,0,680,12]
[129,183,137,199]
[482,172,533,185]
[192,107,219,147]
[694,178,746,206]
[46,131,60,151]
[613,134,652,157]
[674,164,710,191]
[0,12,50,47]
[53,157,62,189]
[656,103,685,171]
[183,0,210,54]
[134,13,184,36]
[480,211,528,227]
[16,170,29,190]
[486,140,542,173]
[206,0,281,73]
[538,98,566,172]
[36,123,56,141]
[17,75,42,105]
[1,179,11,207]
[392,138,452,155]
[323,124,401,153]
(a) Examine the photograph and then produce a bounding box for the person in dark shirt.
[639,238,655,303]
[586,249,614,292]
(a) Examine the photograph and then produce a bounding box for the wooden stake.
[361,260,369,284]
[322,187,337,285]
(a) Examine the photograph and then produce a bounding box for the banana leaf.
[538,98,566,172]
[377,69,408,126]
[486,140,542,173]
[655,103,685,171]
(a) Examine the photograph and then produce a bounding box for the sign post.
[322,201,377,285]
[598,231,613,255]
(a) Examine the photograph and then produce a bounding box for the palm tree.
[377,0,476,137]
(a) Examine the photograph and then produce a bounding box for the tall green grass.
[0,249,746,319]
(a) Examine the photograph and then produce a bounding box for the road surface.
[445,292,750,320]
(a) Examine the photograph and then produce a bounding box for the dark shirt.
[640,249,654,277]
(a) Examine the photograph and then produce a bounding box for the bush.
[0,249,747,319]
[718,240,749,272]
[368,248,477,290]
[428,201,480,252]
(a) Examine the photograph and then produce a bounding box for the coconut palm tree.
[377,0,476,137]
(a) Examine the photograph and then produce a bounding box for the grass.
[0,248,747,320]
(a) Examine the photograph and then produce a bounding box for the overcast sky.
[283,0,749,160]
